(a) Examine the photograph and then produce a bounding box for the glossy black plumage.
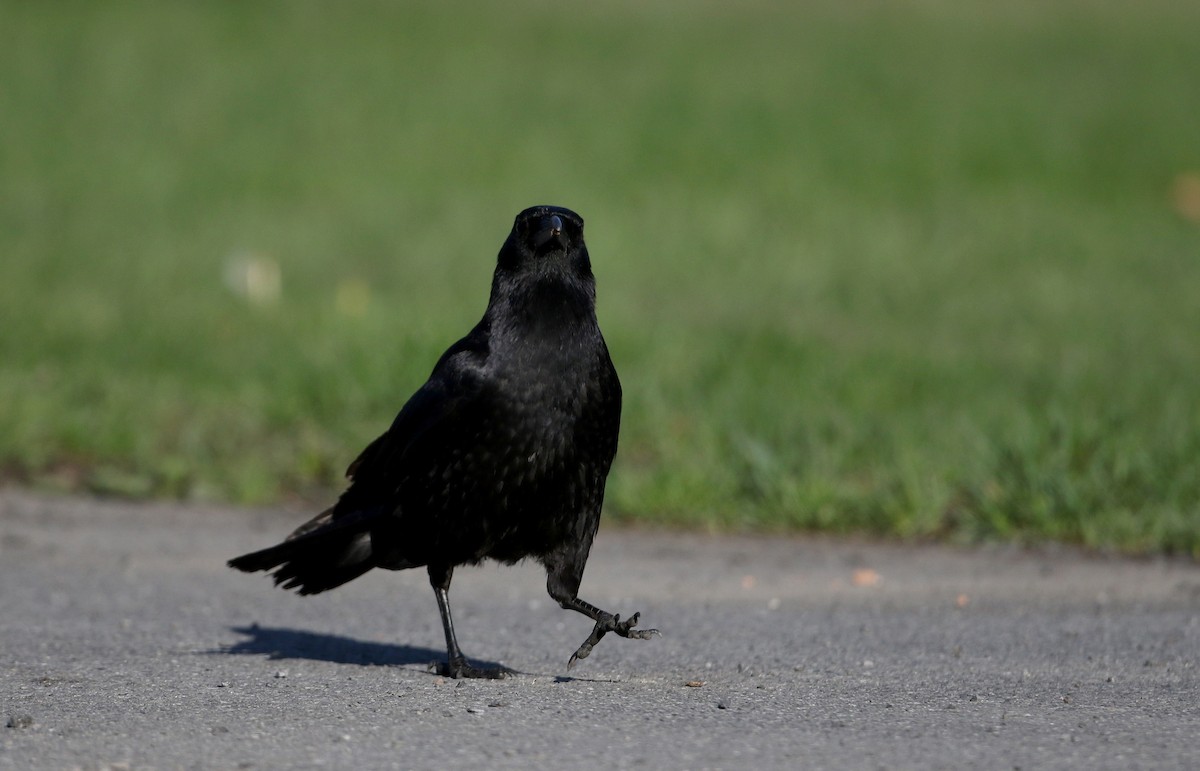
[229,205,657,677]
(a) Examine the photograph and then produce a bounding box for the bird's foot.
[567,612,659,669]
[434,657,511,680]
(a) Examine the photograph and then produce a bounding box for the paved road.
[1,491,1198,769]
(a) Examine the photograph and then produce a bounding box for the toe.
[438,659,510,679]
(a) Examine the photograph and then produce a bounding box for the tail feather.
[228,507,378,595]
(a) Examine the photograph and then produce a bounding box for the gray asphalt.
[1,490,1198,770]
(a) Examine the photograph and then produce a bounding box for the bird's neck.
[487,272,599,342]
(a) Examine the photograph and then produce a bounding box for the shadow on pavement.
[221,624,503,672]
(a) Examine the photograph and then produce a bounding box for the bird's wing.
[333,330,491,515]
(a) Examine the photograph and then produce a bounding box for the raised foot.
[434,658,511,680]
[567,612,660,669]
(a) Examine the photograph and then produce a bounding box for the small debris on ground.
[852,568,881,587]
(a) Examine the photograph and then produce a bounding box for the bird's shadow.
[219,624,502,672]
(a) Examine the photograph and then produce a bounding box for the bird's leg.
[546,565,659,669]
[428,564,508,679]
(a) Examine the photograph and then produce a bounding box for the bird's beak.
[532,214,566,251]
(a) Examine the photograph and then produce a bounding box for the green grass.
[2,0,1199,555]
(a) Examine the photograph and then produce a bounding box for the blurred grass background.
[2,0,1198,554]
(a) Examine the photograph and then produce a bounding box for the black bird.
[229,205,657,678]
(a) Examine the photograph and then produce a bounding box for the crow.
[229,205,657,678]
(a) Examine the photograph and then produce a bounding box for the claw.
[615,612,661,640]
[435,658,511,679]
[566,610,659,669]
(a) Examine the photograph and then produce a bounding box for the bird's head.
[489,205,597,320]
[499,205,589,273]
